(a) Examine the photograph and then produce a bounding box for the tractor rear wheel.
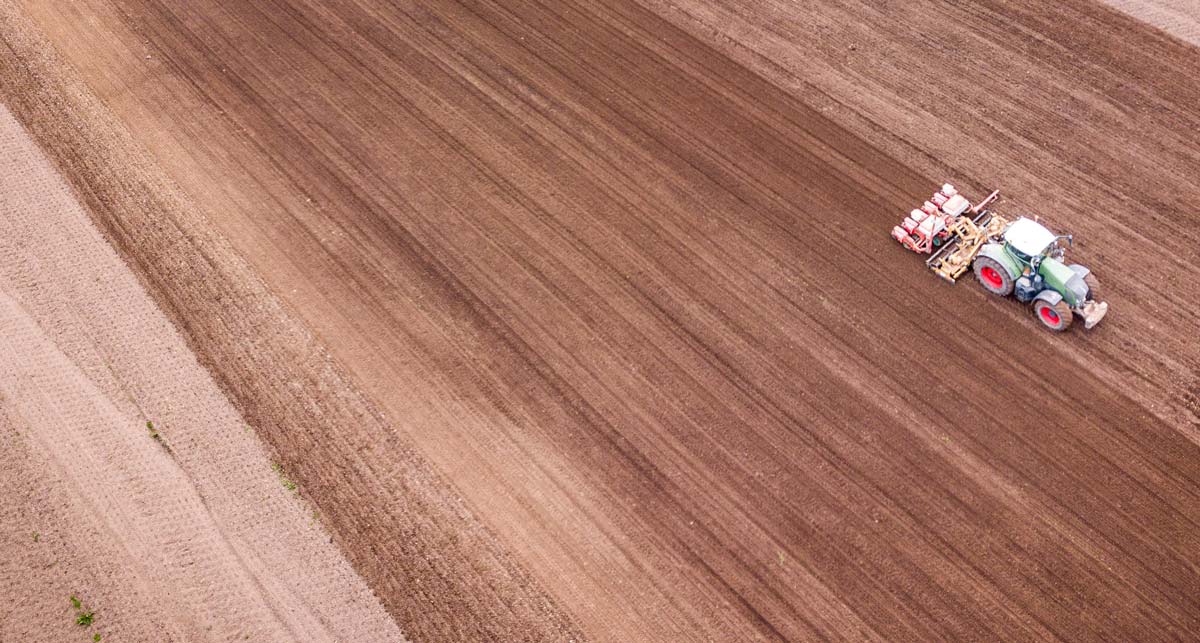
[1034,299,1073,331]
[1084,273,1101,301]
[974,257,1013,296]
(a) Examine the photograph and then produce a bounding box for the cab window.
[1006,241,1032,263]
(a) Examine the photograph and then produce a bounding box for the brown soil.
[2,0,1198,640]
[0,104,402,642]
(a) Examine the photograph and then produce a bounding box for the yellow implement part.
[929,214,1008,283]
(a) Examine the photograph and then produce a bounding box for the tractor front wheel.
[1084,273,1101,301]
[1034,299,1073,331]
[974,257,1013,296]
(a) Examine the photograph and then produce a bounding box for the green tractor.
[972,217,1108,331]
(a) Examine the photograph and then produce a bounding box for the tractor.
[892,184,1108,331]
[971,217,1107,330]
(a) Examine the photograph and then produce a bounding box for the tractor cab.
[1002,217,1057,266]
[1001,218,1076,296]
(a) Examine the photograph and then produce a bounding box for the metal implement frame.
[925,190,1005,283]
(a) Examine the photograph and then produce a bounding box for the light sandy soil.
[2,0,1199,641]
[0,103,404,642]
[1,404,180,642]
[1101,0,1200,45]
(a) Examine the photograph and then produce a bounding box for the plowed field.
[2,0,1198,640]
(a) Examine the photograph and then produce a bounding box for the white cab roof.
[1004,217,1056,256]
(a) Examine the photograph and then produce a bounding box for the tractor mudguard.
[1033,289,1063,306]
[1067,264,1090,280]
[976,243,1020,281]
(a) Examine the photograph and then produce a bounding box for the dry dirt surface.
[0,104,404,642]
[2,0,1199,641]
[1100,0,1200,45]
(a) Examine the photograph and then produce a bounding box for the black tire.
[974,256,1014,296]
[1084,273,1101,302]
[1033,298,1073,331]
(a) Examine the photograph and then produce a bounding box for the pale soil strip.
[0,403,184,643]
[1101,0,1200,46]
[0,103,404,642]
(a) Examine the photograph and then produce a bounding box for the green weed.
[272,463,298,493]
[147,420,173,455]
[70,595,98,631]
